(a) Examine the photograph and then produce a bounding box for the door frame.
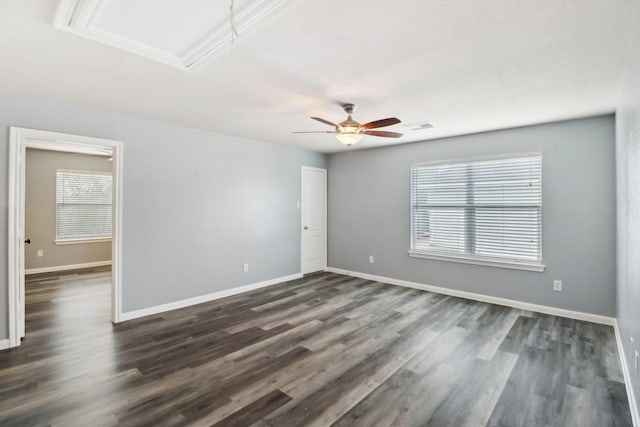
[300,166,327,274]
[7,127,124,348]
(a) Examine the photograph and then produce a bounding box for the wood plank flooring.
[0,268,632,426]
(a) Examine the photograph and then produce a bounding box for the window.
[56,170,113,242]
[409,154,544,271]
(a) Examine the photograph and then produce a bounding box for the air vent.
[404,121,434,131]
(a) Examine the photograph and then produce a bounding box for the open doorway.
[8,127,123,348]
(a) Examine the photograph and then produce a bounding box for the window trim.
[55,237,112,245]
[409,152,545,272]
[56,168,113,242]
[56,168,113,177]
[408,250,546,272]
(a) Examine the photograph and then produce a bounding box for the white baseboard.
[326,267,615,326]
[119,273,303,322]
[26,260,112,275]
[614,321,640,427]
[0,339,9,350]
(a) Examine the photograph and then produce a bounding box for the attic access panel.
[54,0,291,71]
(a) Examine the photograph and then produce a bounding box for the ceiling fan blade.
[293,131,338,134]
[311,117,338,127]
[361,117,401,129]
[363,130,403,138]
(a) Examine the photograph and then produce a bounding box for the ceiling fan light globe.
[336,132,363,146]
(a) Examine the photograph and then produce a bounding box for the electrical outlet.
[369,255,374,264]
[243,263,249,273]
[296,201,300,209]
[37,249,44,257]
[553,280,562,292]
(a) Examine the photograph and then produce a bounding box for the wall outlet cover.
[553,280,562,292]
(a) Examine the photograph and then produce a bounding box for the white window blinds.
[410,154,542,265]
[56,171,113,240]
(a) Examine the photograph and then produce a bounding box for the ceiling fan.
[294,103,402,146]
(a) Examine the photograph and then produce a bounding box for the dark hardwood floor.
[0,268,632,426]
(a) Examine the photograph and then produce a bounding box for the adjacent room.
[0,0,639,426]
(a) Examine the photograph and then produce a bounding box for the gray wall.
[0,93,326,338]
[615,2,640,415]
[328,115,616,316]
[25,149,112,270]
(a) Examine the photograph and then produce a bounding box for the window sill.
[55,238,112,246]
[408,250,545,272]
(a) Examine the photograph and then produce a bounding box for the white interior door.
[301,167,327,274]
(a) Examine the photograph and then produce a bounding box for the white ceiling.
[0,0,634,153]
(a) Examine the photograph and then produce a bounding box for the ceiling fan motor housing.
[339,117,361,133]
[338,104,361,133]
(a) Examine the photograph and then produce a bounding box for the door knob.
[303,226,309,230]
[25,238,31,244]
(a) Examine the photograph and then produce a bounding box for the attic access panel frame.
[54,0,292,70]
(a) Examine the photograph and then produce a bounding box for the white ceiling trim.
[53,0,291,71]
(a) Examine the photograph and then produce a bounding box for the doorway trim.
[300,166,327,274]
[8,127,124,348]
